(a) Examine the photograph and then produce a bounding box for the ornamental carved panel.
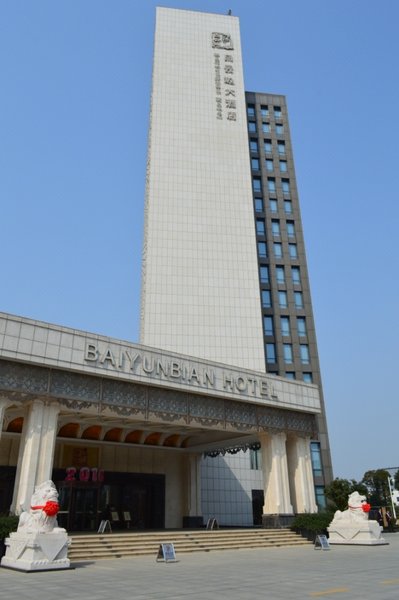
[257,406,286,431]
[148,388,188,421]
[188,394,225,426]
[58,398,94,411]
[0,360,48,394]
[102,380,147,410]
[225,400,257,431]
[286,412,315,435]
[50,370,100,401]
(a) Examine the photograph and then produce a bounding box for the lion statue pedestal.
[1,481,71,572]
[327,491,387,546]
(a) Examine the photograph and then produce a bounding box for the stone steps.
[68,529,310,561]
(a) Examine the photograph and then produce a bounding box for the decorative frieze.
[50,371,100,402]
[102,380,147,410]
[0,358,316,437]
[148,388,188,422]
[258,407,286,431]
[225,402,257,431]
[57,398,94,411]
[188,395,225,426]
[0,360,48,394]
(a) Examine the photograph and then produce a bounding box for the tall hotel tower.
[141,7,332,523]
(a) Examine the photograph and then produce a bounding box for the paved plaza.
[1,533,398,599]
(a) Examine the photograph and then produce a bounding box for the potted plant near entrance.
[290,512,334,542]
[0,515,19,558]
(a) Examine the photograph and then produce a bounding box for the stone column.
[260,431,293,527]
[0,396,12,441]
[10,399,59,514]
[287,435,317,514]
[36,402,60,484]
[183,453,203,527]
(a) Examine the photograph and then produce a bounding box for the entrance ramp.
[69,528,310,561]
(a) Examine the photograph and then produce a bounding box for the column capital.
[0,395,11,404]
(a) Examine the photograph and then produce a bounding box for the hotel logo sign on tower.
[212,32,236,121]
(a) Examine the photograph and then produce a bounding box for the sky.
[1,0,398,483]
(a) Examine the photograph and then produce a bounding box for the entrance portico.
[0,312,320,529]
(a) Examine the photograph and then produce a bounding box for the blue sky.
[1,0,398,482]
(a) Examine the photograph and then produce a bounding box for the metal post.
[387,476,396,520]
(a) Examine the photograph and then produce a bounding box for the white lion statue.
[18,480,65,534]
[332,491,371,524]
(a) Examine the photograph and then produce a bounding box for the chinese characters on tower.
[212,32,236,122]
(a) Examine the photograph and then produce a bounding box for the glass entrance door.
[55,470,165,531]
[72,487,98,531]
[58,484,100,532]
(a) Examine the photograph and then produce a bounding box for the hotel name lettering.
[84,343,276,401]
[212,32,236,122]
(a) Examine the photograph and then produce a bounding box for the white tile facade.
[141,8,265,372]
[201,453,263,526]
[139,8,270,526]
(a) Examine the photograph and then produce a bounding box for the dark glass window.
[251,158,260,170]
[250,448,261,470]
[273,242,282,258]
[256,219,265,236]
[269,199,278,213]
[276,123,284,135]
[300,344,310,364]
[284,199,292,213]
[281,316,290,337]
[260,105,269,118]
[271,220,280,236]
[261,290,271,308]
[253,177,262,193]
[248,121,256,133]
[255,198,264,212]
[311,442,323,477]
[297,317,307,337]
[276,265,285,283]
[260,265,269,283]
[250,139,258,152]
[266,343,276,363]
[286,221,295,238]
[247,104,255,117]
[258,241,267,258]
[264,140,272,153]
[291,266,300,284]
[263,316,274,336]
[283,343,293,364]
[282,178,290,194]
[294,291,303,308]
[278,141,286,155]
[278,291,288,308]
[315,486,327,510]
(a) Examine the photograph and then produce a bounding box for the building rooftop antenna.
[227,9,232,16]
